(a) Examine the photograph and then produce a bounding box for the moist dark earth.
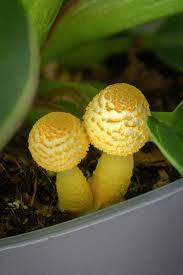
[0,50,182,239]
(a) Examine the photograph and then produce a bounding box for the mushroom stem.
[90,153,134,210]
[56,166,93,215]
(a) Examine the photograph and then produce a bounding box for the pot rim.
[0,178,182,251]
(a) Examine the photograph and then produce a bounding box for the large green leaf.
[25,80,99,127]
[146,13,183,71]
[60,36,132,68]
[21,0,64,44]
[0,1,39,150]
[148,102,183,175]
[39,79,99,100]
[42,0,183,64]
[151,48,183,72]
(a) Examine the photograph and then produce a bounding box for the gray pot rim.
[0,178,182,251]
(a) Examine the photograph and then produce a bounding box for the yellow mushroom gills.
[84,83,150,209]
[28,112,93,214]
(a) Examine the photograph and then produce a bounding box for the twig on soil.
[30,177,38,207]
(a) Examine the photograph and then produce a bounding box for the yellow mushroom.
[84,83,150,210]
[28,112,93,215]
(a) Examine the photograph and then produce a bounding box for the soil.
[0,48,182,239]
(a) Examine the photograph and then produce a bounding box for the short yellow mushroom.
[28,112,93,215]
[84,83,150,210]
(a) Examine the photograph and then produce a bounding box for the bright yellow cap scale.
[28,112,89,172]
[84,83,150,156]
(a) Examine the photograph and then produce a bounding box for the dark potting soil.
[0,50,182,239]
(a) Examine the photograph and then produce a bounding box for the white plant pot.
[0,178,183,275]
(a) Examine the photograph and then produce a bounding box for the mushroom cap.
[28,112,89,172]
[83,83,150,156]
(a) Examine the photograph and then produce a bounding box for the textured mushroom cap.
[28,112,89,172]
[83,83,150,156]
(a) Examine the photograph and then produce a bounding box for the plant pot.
[0,178,183,275]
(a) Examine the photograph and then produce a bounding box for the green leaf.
[21,0,64,44]
[59,100,82,118]
[0,1,39,150]
[42,0,183,64]
[26,100,82,128]
[151,48,183,72]
[39,79,99,100]
[60,36,132,68]
[174,101,183,118]
[38,79,100,120]
[26,107,53,128]
[146,13,183,71]
[148,102,183,175]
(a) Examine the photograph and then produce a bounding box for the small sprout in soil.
[28,112,93,215]
[83,83,150,210]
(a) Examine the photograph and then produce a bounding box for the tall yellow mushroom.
[28,112,93,215]
[84,83,150,210]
